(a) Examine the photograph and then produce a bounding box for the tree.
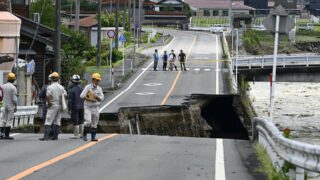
[30,0,55,28]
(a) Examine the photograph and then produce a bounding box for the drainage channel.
[98,95,250,140]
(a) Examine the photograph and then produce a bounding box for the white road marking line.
[99,36,176,112]
[194,68,200,71]
[215,139,226,180]
[186,68,190,71]
[135,92,155,95]
[215,35,219,95]
[204,69,211,71]
[141,68,147,71]
[144,83,163,87]
[215,69,221,72]
[11,133,21,136]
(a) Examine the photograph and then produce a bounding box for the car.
[252,24,267,31]
[210,24,224,33]
[298,23,314,31]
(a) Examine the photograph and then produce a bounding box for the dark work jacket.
[68,84,84,110]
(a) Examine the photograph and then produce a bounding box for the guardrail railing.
[0,106,38,128]
[234,55,320,69]
[252,117,320,179]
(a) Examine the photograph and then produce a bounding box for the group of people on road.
[153,49,187,71]
[0,71,104,142]
[38,72,104,141]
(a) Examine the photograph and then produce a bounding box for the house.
[143,0,189,28]
[184,0,255,28]
[308,0,320,16]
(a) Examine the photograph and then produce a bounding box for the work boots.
[39,125,51,141]
[79,124,84,138]
[50,125,60,140]
[0,127,4,139]
[83,126,90,141]
[70,125,80,139]
[3,127,14,140]
[91,128,98,142]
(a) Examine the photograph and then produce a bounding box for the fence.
[253,118,320,179]
[0,106,39,128]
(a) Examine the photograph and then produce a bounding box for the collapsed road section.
[97,95,251,139]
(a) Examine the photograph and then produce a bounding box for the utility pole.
[97,0,102,67]
[133,0,136,70]
[75,0,80,31]
[110,0,112,12]
[55,0,61,73]
[229,0,233,29]
[138,0,141,47]
[128,0,131,32]
[115,0,119,49]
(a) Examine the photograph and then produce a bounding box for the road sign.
[263,5,295,34]
[107,30,115,38]
[134,23,139,29]
[119,33,126,42]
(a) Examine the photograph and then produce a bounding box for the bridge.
[233,54,320,82]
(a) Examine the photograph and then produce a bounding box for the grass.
[191,16,229,27]
[254,143,289,180]
[85,66,109,74]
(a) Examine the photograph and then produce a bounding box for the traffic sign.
[263,5,295,34]
[107,30,115,38]
[134,23,139,29]
[119,33,126,42]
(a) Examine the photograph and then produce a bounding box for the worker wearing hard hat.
[80,73,104,141]
[0,72,17,140]
[39,72,67,141]
[68,74,84,139]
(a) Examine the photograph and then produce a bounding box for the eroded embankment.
[97,95,251,139]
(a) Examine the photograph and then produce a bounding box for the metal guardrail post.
[296,167,305,180]
[136,114,140,135]
[307,56,309,67]
[127,120,133,135]
[283,57,286,68]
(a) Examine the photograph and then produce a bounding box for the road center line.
[215,35,219,95]
[99,35,176,112]
[215,139,226,180]
[160,34,197,105]
[7,134,117,180]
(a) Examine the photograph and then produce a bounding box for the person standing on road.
[80,73,104,141]
[39,72,67,141]
[38,74,52,121]
[178,50,187,71]
[153,49,159,71]
[162,50,168,71]
[0,73,17,140]
[169,50,178,71]
[68,74,84,139]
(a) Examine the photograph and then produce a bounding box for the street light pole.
[133,0,136,70]
[235,29,239,93]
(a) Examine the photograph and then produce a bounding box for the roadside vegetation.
[191,17,229,27]
[254,143,289,180]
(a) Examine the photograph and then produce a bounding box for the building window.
[204,10,210,16]
[12,0,26,5]
[212,10,219,16]
[222,10,228,16]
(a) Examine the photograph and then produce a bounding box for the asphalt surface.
[0,30,263,180]
[1,134,258,180]
[99,30,224,113]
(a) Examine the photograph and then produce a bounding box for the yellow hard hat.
[51,72,59,78]
[8,72,16,80]
[92,73,101,81]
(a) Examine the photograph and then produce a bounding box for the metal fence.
[252,117,320,179]
[0,106,39,128]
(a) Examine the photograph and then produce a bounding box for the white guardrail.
[0,106,38,128]
[252,117,320,179]
[234,55,320,69]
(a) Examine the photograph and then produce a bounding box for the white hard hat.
[71,74,81,83]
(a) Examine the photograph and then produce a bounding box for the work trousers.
[45,104,62,126]
[0,107,14,127]
[71,108,84,126]
[84,105,99,128]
